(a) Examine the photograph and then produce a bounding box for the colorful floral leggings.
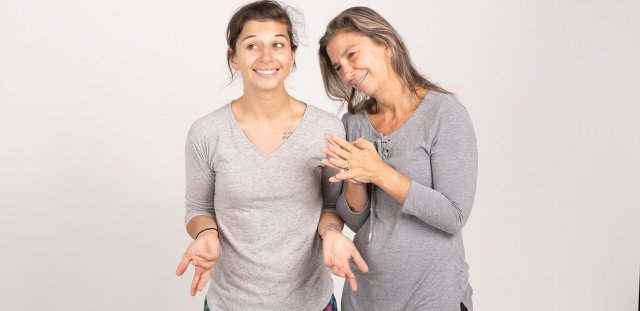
[204,294,337,311]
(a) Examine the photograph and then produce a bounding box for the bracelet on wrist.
[195,227,218,239]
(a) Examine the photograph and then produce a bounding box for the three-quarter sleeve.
[184,124,216,226]
[401,102,478,235]
[336,193,370,232]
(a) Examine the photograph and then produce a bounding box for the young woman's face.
[229,20,295,93]
[326,31,394,98]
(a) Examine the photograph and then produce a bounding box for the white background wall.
[1,0,639,310]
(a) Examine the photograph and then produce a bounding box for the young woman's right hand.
[175,231,220,296]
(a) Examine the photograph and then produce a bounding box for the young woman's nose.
[258,47,274,61]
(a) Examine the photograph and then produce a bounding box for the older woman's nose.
[340,65,356,80]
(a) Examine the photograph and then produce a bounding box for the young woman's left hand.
[321,230,369,292]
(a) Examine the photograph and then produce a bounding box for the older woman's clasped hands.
[321,134,386,184]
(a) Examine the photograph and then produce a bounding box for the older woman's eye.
[247,44,258,50]
[347,51,356,59]
[334,65,342,73]
[274,42,285,48]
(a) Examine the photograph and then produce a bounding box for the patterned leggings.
[204,295,337,311]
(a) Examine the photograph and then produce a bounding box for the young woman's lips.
[254,69,278,76]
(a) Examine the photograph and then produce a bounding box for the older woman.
[318,6,478,311]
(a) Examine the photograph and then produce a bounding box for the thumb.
[176,254,191,276]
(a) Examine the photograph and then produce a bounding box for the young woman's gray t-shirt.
[184,103,344,310]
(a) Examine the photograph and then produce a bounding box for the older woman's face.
[326,31,395,97]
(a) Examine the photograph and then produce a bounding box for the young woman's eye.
[274,42,284,48]
[247,44,258,50]
[347,51,356,59]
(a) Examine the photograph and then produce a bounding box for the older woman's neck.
[374,82,426,116]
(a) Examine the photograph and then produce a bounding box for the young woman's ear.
[290,50,297,68]
[228,48,239,70]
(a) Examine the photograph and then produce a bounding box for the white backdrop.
[1,0,639,310]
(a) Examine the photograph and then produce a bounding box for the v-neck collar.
[227,102,308,157]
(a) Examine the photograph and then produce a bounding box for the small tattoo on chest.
[282,131,293,139]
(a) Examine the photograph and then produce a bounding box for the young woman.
[175,1,366,310]
[318,6,478,311]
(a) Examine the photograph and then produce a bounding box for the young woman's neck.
[234,88,295,120]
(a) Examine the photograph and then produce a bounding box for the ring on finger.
[344,161,351,171]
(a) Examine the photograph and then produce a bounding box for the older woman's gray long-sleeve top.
[338,92,478,311]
